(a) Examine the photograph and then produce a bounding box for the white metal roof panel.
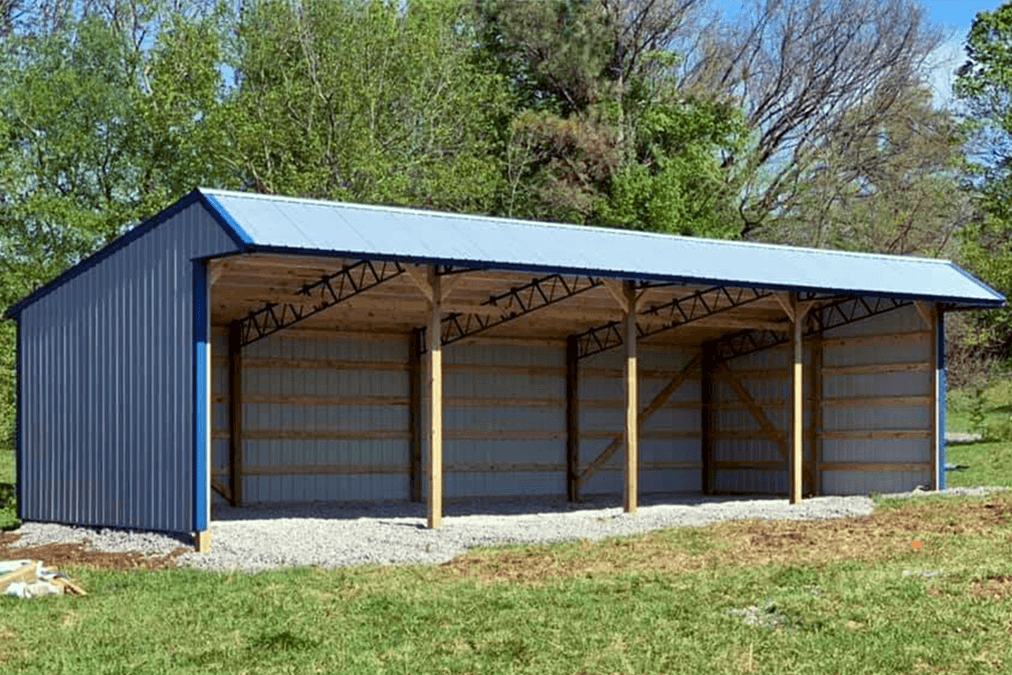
[201,189,1002,307]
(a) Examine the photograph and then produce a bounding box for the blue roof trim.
[247,243,1006,308]
[198,190,254,248]
[4,189,247,319]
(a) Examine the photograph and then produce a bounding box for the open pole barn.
[5,189,1005,550]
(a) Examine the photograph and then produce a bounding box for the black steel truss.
[573,285,774,360]
[237,259,407,346]
[430,274,603,350]
[713,295,911,362]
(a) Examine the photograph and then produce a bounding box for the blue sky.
[924,0,1007,107]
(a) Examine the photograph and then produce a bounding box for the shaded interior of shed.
[204,252,941,527]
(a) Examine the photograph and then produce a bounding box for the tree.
[684,0,945,239]
[764,84,970,255]
[227,0,509,212]
[0,3,233,447]
[479,0,745,235]
[955,2,1012,358]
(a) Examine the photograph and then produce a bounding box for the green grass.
[3,495,1012,673]
[947,379,1012,487]
[0,449,17,530]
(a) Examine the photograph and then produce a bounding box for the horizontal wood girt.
[713,295,911,363]
[573,285,773,359]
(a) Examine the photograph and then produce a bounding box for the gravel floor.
[7,488,1007,573]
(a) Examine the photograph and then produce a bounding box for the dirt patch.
[441,497,1012,585]
[970,575,1012,600]
[0,531,187,571]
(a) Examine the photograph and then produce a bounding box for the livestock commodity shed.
[6,189,1005,550]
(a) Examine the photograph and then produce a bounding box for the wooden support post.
[409,328,423,502]
[701,343,714,495]
[790,293,804,505]
[194,530,212,553]
[426,270,444,529]
[228,321,243,508]
[624,282,638,514]
[566,335,580,502]
[807,335,822,497]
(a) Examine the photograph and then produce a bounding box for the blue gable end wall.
[17,203,238,533]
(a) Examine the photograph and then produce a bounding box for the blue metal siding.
[17,204,238,533]
[938,312,947,491]
[201,189,1003,307]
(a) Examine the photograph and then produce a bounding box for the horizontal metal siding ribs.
[712,346,797,495]
[442,343,566,500]
[580,347,701,496]
[18,205,238,532]
[224,332,411,503]
[819,305,933,494]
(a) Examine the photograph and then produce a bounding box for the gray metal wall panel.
[219,332,411,503]
[580,346,701,496]
[819,305,933,494]
[441,343,566,499]
[714,305,934,496]
[223,336,703,503]
[18,204,237,532]
[712,345,800,494]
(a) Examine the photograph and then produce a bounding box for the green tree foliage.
[0,2,233,446]
[481,0,745,236]
[229,0,509,212]
[956,2,1012,357]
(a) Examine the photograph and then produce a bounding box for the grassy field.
[0,386,1010,673]
[946,379,1012,488]
[1,494,1012,673]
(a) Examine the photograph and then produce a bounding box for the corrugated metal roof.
[6,187,1005,318]
[201,189,1004,307]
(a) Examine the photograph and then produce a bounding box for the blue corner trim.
[938,311,947,491]
[14,319,22,520]
[198,190,255,249]
[4,189,237,319]
[192,261,209,532]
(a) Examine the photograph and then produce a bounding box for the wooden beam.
[624,282,638,514]
[701,343,714,495]
[807,335,822,497]
[426,269,443,529]
[576,353,703,487]
[566,335,580,502]
[915,301,934,331]
[822,362,931,376]
[228,321,243,507]
[403,265,434,303]
[713,365,787,458]
[819,462,931,473]
[409,328,423,503]
[194,530,212,553]
[774,292,795,323]
[822,429,932,440]
[790,292,805,505]
[602,279,630,313]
